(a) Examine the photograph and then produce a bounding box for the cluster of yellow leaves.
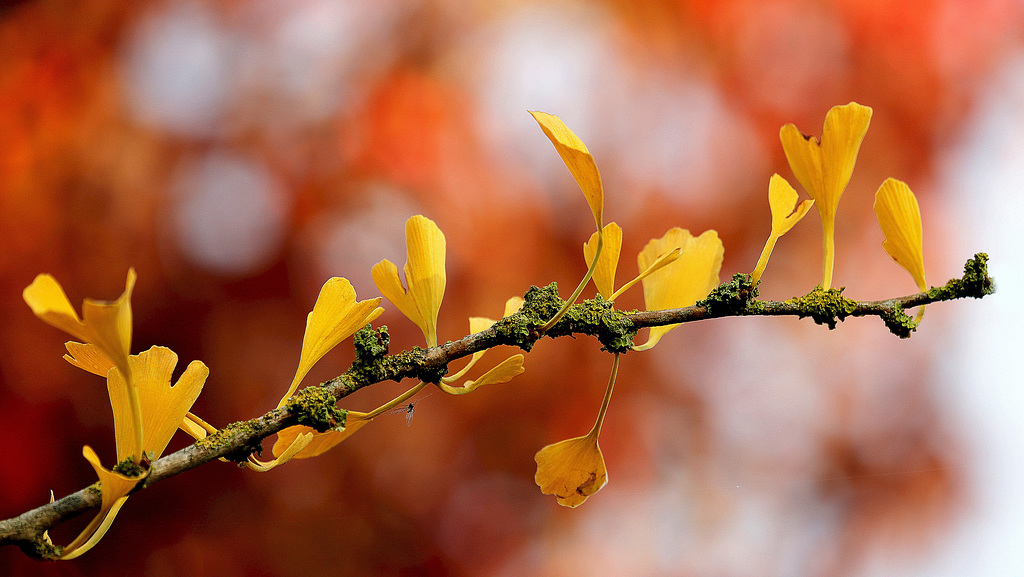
[23,271,208,559]
[528,103,930,507]
[529,112,726,506]
[24,102,934,556]
[775,102,927,297]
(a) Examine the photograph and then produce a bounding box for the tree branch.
[0,253,994,557]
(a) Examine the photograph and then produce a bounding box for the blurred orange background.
[1,1,1021,576]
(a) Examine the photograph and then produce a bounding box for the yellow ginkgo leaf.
[633,229,723,351]
[179,413,217,441]
[248,430,316,471]
[441,297,528,391]
[270,414,371,461]
[751,174,815,285]
[24,269,136,383]
[59,446,141,560]
[442,316,498,383]
[768,173,815,237]
[608,247,681,302]
[504,296,525,317]
[529,110,604,230]
[534,433,607,508]
[63,341,116,377]
[780,102,872,289]
[584,223,622,300]
[106,346,208,462]
[372,215,446,347]
[276,277,383,407]
[441,354,525,395]
[874,178,927,291]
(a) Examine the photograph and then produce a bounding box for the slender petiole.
[353,381,429,421]
[585,352,620,441]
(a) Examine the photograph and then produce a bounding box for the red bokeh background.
[1,1,1020,575]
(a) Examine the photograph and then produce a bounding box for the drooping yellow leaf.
[529,111,604,229]
[441,296,528,389]
[534,433,607,508]
[248,430,316,472]
[271,413,371,461]
[441,354,525,395]
[442,316,497,383]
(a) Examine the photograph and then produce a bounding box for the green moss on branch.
[786,286,858,329]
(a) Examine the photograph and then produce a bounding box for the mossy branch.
[0,253,994,557]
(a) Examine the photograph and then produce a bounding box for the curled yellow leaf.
[751,174,815,285]
[529,110,604,230]
[24,269,136,383]
[534,433,607,508]
[874,178,927,291]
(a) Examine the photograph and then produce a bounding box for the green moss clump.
[196,419,270,464]
[289,385,346,432]
[23,536,62,560]
[700,273,762,316]
[349,325,391,384]
[488,284,637,353]
[555,295,638,353]
[520,283,565,321]
[496,283,565,352]
[492,308,533,346]
[112,457,145,478]
[786,285,858,329]
[926,253,995,301]
[354,324,389,362]
[879,303,918,339]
